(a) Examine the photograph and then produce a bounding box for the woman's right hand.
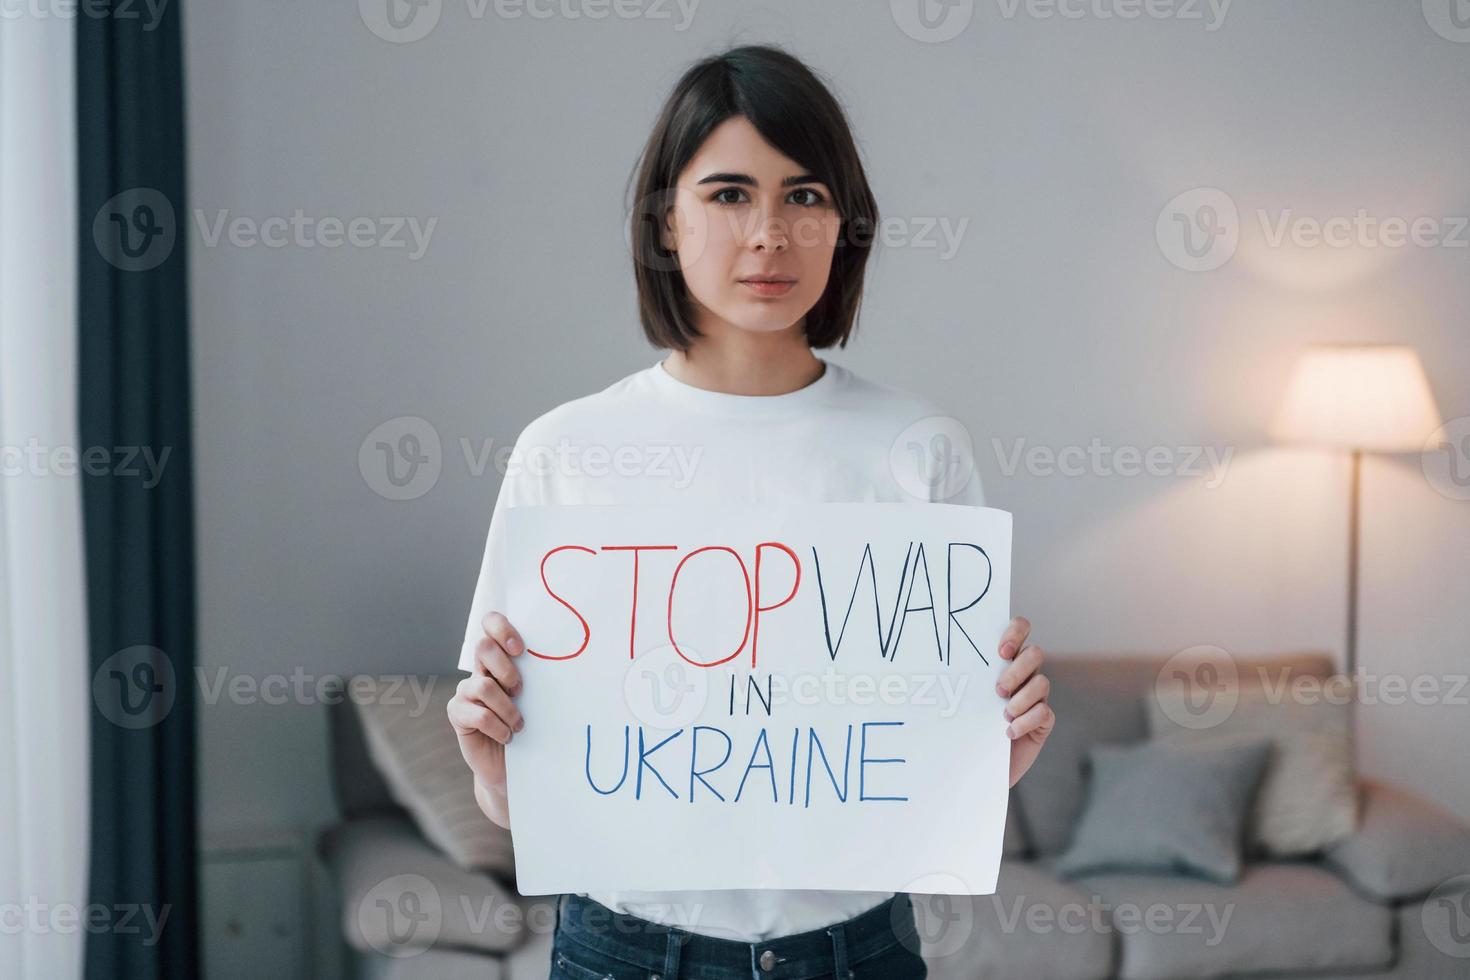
[448,611,527,795]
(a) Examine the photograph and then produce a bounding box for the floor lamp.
[1270,344,1443,678]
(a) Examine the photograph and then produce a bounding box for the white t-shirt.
[458,355,985,942]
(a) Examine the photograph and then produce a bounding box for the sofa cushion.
[1326,779,1470,901]
[1017,652,1333,856]
[913,860,1113,980]
[1150,679,1357,857]
[1053,737,1271,883]
[320,815,555,957]
[1071,862,1393,980]
[354,674,516,875]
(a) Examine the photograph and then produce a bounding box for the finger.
[1003,673,1050,721]
[468,674,525,731]
[457,675,524,731]
[1006,701,1054,741]
[997,644,1044,696]
[998,616,1031,661]
[481,611,526,658]
[447,694,514,743]
[474,640,522,694]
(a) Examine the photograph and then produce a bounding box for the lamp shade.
[1270,344,1442,452]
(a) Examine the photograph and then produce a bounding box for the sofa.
[318,652,1470,979]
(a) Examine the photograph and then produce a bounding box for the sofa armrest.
[319,815,555,957]
[1324,779,1470,902]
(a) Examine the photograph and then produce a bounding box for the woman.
[450,43,1055,980]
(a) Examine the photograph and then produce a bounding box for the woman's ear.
[659,205,678,254]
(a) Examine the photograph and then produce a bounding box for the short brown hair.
[627,45,880,352]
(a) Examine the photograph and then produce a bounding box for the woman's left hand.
[996,616,1055,787]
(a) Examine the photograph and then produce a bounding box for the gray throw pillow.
[1053,736,1271,883]
[354,675,516,875]
[1148,683,1358,857]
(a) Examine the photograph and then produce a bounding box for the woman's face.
[661,116,841,340]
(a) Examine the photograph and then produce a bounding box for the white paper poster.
[500,502,1012,896]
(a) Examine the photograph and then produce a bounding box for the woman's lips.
[739,279,796,297]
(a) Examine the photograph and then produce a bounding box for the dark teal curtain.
[77,1,199,977]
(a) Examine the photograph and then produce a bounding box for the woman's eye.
[711,187,826,207]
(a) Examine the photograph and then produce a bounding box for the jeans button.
[758,948,778,971]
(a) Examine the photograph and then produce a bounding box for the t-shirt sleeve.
[457,433,541,673]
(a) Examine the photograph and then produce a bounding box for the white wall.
[183,0,1470,962]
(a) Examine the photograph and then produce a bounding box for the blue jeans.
[550,892,929,980]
